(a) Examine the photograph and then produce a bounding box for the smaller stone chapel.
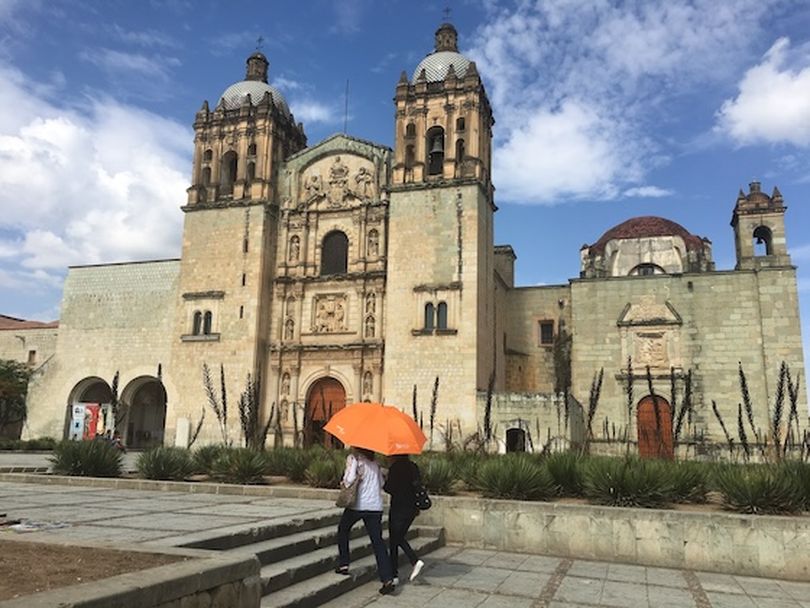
[1,22,806,456]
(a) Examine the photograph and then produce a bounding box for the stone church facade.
[4,23,806,454]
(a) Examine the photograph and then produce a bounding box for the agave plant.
[50,440,123,478]
[476,454,556,501]
[544,451,585,497]
[304,456,342,488]
[583,457,673,508]
[669,461,709,504]
[414,455,456,494]
[714,464,802,515]
[781,461,810,511]
[211,448,268,484]
[192,444,228,475]
[137,446,194,481]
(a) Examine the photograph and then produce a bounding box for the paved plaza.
[1,479,810,607]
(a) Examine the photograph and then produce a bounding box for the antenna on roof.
[343,79,349,134]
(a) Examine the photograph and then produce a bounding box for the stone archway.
[121,376,167,449]
[65,377,113,440]
[637,395,674,459]
[305,377,346,448]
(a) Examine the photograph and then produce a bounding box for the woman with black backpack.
[383,454,426,584]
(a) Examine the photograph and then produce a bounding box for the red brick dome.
[589,216,706,254]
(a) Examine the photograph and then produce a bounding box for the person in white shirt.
[334,448,395,595]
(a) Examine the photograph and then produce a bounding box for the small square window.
[539,321,554,345]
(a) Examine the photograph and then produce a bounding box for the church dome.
[589,216,706,253]
[218,51,290,115]
[412,22,471,83]
[219,80,290,115]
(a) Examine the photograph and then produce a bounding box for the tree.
[0,359,31,435]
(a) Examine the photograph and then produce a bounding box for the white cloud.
[290,99,340,125]
[113,24,180,49]
[716,38,810,147]
[81,48,180,80]
[467,0,783,204]
[0,59,190,297]
[623,186,673,198]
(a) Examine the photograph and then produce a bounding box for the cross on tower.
[443,6,451,21]
[256,36,264,51]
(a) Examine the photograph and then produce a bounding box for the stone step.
[259,530,444,608]
[233,520,376,566]
[182,510,343,550]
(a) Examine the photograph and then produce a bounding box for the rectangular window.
[27,350,36,365]
[241,273,246,286]
[539,321,554,346]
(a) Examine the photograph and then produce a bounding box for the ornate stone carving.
[367,229,380,258]
[280,400,289,423]
[313,294,347,333]
[364,315,375,338]
[634,332,668,368]
[281,372,290,396]
[355,167,375,199]
[288,235,300,262]
[327,156,350,207]
[363,371,373,397]
[365,292,376,314]
[284,317,295,340]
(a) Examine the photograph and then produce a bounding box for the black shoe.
[335,566,349,576]
[379,581,396,595]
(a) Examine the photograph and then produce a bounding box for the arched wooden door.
[637,396,674,459]
[305,377,346,447]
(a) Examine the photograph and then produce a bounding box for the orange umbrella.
[323,403,427,455]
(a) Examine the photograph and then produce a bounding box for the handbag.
[335,459,364,508]
[413,466,431,511]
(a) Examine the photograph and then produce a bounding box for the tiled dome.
[219,80,290,115]
[412,51,471,83]
[589,217,706,253]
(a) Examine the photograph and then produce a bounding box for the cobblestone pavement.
[3,480,810,607]
[322,546,810,608]
[0,480,336,545]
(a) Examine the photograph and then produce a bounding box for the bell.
[429,137,444,154]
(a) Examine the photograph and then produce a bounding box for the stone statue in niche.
[364,315,375,338]
[303,174,323,201]
[313,295,347,333]
[354,167,375,199]
[363,371,373,396]
[288,235,300,262]
[280,400,289,423]
[327,156,350,208]
[281,373,290,396]
[365,292,376,314]
[367,229,380,258]
[284,318,295,340]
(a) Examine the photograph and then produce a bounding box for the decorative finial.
[443,6,452,22]
[256,36,264,51]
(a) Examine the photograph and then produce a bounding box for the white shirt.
[343,454,384,512]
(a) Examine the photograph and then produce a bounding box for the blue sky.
[1,0,809,392]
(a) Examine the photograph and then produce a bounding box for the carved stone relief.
[363,371,373,398]
[281,372,291,396]
[634,332,668,368]
[299,155,378,208]
[367,229,380,258]
[288,235,300,262]
[284,318,295,340]
[312,294,347,333]
[364,315,375,338]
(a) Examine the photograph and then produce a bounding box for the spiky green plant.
[137,446,194,481]
[780,461,810,511]
[414,455,455,494]
[583,457,673,508]
[714,464,802,515]
[476,454,556,501]
[276,447,313,482]
[545,451,585,497]
[304,455,342,488]
[50,440,123,478]
[669,461,709,504]
[192,444,228,474]
[211,448,267,484]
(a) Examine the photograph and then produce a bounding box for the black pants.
[388,507,418,577]
[337,509,393,583]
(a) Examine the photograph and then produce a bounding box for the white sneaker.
[392,577,399,586]
[409,559,425,582]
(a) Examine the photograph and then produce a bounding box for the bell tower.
[384,22,497,439]
[731,181,792,270]
[169,52,306,445]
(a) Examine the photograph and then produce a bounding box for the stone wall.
[419,495,810,581]
[0,327,58,367]
[23,260,179,440]
[568,267,807,447]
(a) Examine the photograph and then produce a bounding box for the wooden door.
[637,396,674,459]
[306,377,346,447]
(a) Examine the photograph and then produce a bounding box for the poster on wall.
[82,404,100,440]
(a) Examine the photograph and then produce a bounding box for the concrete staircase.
[182,510,445,608]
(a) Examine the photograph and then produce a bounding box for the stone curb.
[0,551,260,608]
[0,467,48,473]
